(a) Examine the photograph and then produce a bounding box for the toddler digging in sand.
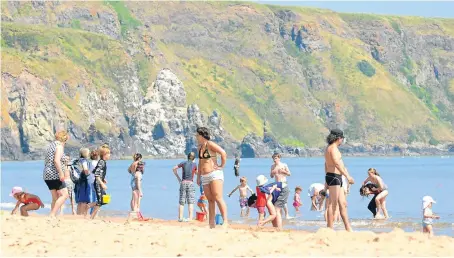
[10,186,44,216]
[228,176,253,217]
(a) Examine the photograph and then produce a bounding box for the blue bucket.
[215,214,223,225]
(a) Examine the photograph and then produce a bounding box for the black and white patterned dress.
[43,141,64,180]
[93,159,107,206]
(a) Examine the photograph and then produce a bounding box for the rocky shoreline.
[2,141,453,161]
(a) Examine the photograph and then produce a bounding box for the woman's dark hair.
[359,185,369,197]
[360,183,379,197]
[196,127,211,140]
[133,153,143,161]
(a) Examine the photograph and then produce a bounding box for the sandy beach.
[1,213,454,257]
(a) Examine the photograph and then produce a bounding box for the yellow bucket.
[102,194,111,204]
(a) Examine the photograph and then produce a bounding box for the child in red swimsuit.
[10,186,44,216]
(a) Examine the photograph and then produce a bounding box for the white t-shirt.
[308,183,325,197]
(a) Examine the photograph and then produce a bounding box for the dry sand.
[1,213,454,257]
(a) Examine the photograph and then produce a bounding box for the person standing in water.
[195,127,228,228]
[324,129,354,232]
[234,156,240,177]
[362,168,389,219]
[422,196,440,237]
[359,183,381,218]
[129,153,145,214]
[270,152,291,226]
[227,176,254,217]
[172,152,197,222]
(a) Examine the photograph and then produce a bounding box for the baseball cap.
[9,186,23,197]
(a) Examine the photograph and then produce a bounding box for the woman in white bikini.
[195,127,228,228]
[362,168,389,219]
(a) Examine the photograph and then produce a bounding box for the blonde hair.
[55,130,69,142]
[240,176,247,183]
[99,144,111,159]
[368,168,381,177]
[79,148,89,158]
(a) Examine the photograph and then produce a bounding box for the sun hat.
[422,196,436,209]
[9,186,23,197]
[256,175,268,186]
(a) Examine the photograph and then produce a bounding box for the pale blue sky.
[256,1,454,18]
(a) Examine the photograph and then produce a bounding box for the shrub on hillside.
[357,60,376,77]
[429,138,439,146]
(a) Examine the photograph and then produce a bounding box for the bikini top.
[199,142,212,159]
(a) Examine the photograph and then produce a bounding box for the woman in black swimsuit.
[195,127,228,228]
[359,183,381,218]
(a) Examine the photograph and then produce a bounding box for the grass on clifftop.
[328,34,453,142]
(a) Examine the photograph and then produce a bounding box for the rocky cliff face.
[1,1,454,160]
[1,67,234,160]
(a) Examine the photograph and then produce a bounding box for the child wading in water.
[91,144,110,219]
[293,186,303,213]
[228,176,253,217]
[422,196,440,237]
[129,153,145,213]
[10,187,45,216]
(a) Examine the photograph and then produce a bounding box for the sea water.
[1,156,453,236]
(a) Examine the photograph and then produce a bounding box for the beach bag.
[69,158,88,184]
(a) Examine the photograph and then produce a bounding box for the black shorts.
[325,173,343,187]
[44,180,67,191]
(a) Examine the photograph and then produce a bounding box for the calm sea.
[1,157,453,236]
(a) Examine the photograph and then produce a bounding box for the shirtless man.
[227,176,253,217]
[324,129,354,232]
[270,153,291,228]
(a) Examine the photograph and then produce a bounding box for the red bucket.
[196,212,206,222]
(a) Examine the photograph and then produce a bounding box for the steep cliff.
[1,1,454,160]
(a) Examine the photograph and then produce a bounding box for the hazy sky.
[256,1,454,18]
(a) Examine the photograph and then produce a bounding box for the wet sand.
[1,213,454,256]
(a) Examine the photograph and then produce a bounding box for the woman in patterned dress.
[43,130,70,217]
